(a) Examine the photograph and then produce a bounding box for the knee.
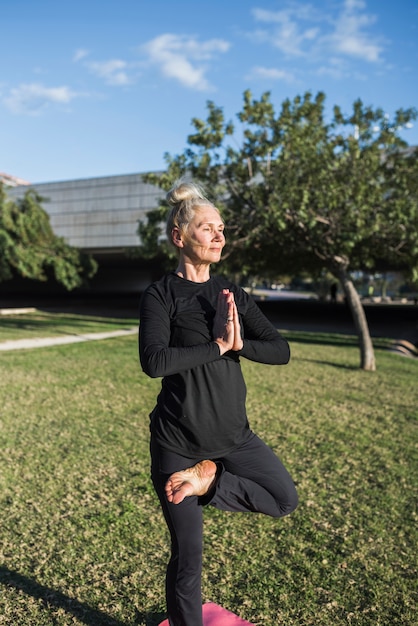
[276,483,298,518]
[285,484,299,515]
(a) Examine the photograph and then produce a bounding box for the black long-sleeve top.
[139,272,290,458]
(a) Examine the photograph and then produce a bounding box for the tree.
[140,92,418,371]
[0,185,97,290]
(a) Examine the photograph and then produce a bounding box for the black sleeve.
[237,293,290,365]
[139,287,221,378]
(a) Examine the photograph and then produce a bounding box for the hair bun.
[166,181,206,206]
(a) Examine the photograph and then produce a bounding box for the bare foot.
[165,460,217,504]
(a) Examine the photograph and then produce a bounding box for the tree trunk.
[337,268,376,371]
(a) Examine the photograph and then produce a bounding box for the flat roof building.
[5,172,165,295]
[8,172,164,254]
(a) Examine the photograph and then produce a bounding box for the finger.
[217,290,232,321]
[216,293,227,320]
[217,289,229,307]
[233,306,240,329]
[226,301,234,321]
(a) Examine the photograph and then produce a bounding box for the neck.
[175,259,211,283]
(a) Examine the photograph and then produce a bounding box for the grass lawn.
[0,319,416,625]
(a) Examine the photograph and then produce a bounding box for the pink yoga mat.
[158,601,255,625]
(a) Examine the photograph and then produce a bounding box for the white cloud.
[252,6,322,57]
[3,83,80,115]
[329,0,384,62]
[85,59,132,85]
[141,33,231,91]
[74,48,135,86]
[251,0,385,67]
[247,66,296,83]
[344,0,367,10]
[316,65,343,79]
[73,48,89,62]
[315,56,348,79]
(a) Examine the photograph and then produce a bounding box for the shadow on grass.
[295,357,359,370]
[0,567,166,626]
[284,330,392,351]
[284,330,358,347]
[0,313,136,336]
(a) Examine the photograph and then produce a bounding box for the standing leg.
[151,438,205,626]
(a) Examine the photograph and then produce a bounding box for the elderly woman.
[139,181,298,626]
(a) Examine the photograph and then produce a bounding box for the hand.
[231,300,243,351]
[213,290,243,355]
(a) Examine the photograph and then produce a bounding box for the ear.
[171,227,184,248]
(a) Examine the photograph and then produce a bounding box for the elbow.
[284,342,291,363]
[139,344,165,378]
[276,338,290,364]
[142,366,160,379]
[140,357,162,379]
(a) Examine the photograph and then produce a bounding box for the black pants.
[151,432,298,626]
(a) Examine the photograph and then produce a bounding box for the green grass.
[0,310,137,342]
[0,321,416,625]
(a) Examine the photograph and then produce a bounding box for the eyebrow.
[198,221,225,227]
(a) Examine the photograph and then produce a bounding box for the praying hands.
[213,289,243,354]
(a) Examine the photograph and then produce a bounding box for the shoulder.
[140,273,175,311]
[143,272,181,295]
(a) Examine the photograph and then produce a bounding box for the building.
[5,172,165,295]
[0,172,31,187]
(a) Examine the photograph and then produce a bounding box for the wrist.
[214,340,227,356]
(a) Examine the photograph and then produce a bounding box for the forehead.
[193,204,223,224]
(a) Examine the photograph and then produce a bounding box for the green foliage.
[140,91,418,281]
[0,323,416,624]
[0,185,97,289]
[139,91,418,370]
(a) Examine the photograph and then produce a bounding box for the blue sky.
[1,0,417,183]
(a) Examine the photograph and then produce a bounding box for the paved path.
[0,327,138,352]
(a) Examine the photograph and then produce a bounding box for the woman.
[139,181,298,626]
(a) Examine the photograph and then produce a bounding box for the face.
[175,205,225,265]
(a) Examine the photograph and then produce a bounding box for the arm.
[139,288,234,378]
[237,295,290,365]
